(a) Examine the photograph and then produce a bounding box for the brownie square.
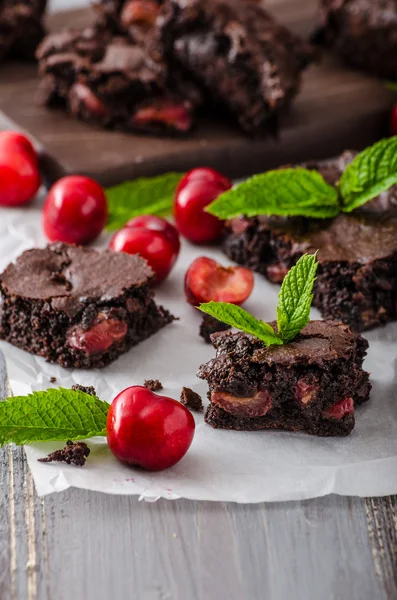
[0,243,174,369]
[312,0,397,78]
[223,152,397,332]
[36,25,195,135]
[198,321,371,437]
[0,0,47,61]
[156,0,316,134]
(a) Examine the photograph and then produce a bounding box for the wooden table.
[0,352,396,600]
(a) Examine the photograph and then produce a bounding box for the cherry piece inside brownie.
[198,321,371,437]
[0,243,174,369]
[223,152,397,332]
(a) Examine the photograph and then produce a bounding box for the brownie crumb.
[50,376,57,383]
[144,379,163,391]
[180,387,204,411]
[71,384,97,396]
[200,314,232,343]
[38,440,90,467]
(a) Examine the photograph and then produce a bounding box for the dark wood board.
[0,0,394,186]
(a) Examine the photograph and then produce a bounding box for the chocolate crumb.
[72,384,97,396]
[38,440,90,467]
[200,314,231,343]
[50,376,57,383]
[144,379,163,391]
[180,387,204,411]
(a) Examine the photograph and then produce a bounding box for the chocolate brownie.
[36,25,195,135]
[199,313,231,343]
[0,0,47,61]
[311,0,397,78]
[223,152,397,332]
[0,243,174,369]
[156,0,316,134]
[198,321,371,436]
[180,386,203,411]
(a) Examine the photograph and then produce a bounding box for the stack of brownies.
[36,0,316,135]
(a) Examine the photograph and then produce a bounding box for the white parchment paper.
[1,197,397,502]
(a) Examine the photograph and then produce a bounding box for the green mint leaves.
[207,168,339,220]
[198,254,318,347]
[276,253,318,342]
[198,302,283,346]
[207,137,397,220]
[106,172,183,231]
[0,388,110,446]
[339,137,397,212]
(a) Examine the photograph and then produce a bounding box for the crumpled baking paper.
[1,197,397,502]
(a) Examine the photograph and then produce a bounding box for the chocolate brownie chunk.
[311,0,397,78]
[0,0,47,62]
[198,321,371,436]
[38,440,91,466]
[156,0,316,134]
[223,152,397,332]
[199,313,231,343]
[144,378,163,390]
[0,243,174,369]
[36,25,195,135]
[180,386,203,411]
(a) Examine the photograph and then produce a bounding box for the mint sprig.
[207,168,339,220]
[198,254,318,347]
[0,388,109,446]
[339,137,397,212]
[207,137,397,220]
[198,302,283,346]
[276,253,318,342]
[106,172,183,231]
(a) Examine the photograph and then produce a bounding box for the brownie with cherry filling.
[223,152,397,332]
[36,25,195,135]
[311,0,397,78]
[198,321,371,436]
[156,0,316,134]
[0,243,174,369]
[0,0,47,61]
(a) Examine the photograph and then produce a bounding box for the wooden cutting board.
[0,0,393,186]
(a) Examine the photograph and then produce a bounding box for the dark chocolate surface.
[0,243,153,302]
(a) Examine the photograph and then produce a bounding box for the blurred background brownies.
[35,0,316,136]
[312,0,397,78]
[0,0,47,61]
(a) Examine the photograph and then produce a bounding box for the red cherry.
[68,315,127,355]
[185,256,254,305]
[43,175,108,245]
[109,226,179,283]
[106,386,195,471]
[174,167,232,244]
[391,104,397,136]
[0,131,41,207]
[322,397,354,420]
[125,215,180,254]
[0,132,38,162]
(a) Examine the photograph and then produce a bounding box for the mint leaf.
[198,301,283,347]
[106,172,183,231]
[386,82,397,92]
[276,253,318,343]
[0,388,110,446]
[206,168,339,220]
[339,137,397,212]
